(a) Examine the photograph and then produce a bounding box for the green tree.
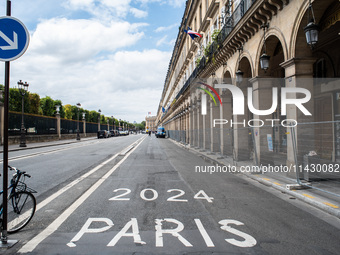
[9,88,30,113]
[40,96,55,116]
[64,104,73,119]
[28,93,40,114]
[88,110,100,123]
[100,115,106,124]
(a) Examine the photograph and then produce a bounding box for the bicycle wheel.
[6,191,36,233]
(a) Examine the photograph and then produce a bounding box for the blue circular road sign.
[0,16,29,62]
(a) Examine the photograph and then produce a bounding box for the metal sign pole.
[0,0,17,248]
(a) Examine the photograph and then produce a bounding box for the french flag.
[184,27,202,40]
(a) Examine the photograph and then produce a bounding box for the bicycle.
[0,166,37,234]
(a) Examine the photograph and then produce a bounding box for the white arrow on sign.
[0,31,18,50]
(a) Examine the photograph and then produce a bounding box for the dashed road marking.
[323,202,339,209]
[18,136,146,253]
[302,194,315,199]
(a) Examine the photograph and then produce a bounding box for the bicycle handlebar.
[0,166,31,178]
[8,165,30,177]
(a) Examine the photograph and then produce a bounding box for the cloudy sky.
[0,0,186,123]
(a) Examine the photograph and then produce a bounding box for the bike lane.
[17,136,340,254]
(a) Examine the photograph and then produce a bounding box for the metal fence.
[8,111,104,135]
[9,111,57,135]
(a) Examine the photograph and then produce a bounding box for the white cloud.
[64,0,132,20]
[156,35,168,46]
[130,8,148,18]
[67,0,94,8]
[29,18,146,63]
[0,0,183,122]
[155,23,179,33]
[136,0,186,8]
[168,0,186,8]
[13,47,170,122]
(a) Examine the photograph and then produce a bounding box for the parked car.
[119,130,129,136]
[110,130,119,137]
[97,130,109,138]
[156,126,166,138]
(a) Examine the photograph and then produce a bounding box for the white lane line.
[8,137,143,229]
[35,136,145,212]
[9,137,144,228]
[18,136,146,253]
[1,140,99,162]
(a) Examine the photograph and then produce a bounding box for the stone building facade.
[156,0,340,173]
[145,116,157,132]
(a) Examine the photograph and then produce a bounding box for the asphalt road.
[1,134,340,254]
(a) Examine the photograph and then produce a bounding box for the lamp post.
[111,116,115,130]
[304,0,319,49]
[76,103,81,140]
[98,109,101,131]
[18,80,29,147]
[260,23,270,72]
[55,105,61,139]
[236,47,243,84]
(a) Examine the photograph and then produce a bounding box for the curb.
[169,138,340,219]
[244,173,340,219]
[0,137,97,153]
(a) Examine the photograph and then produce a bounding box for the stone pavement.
[170,139,340,219]
[2,136,339,218]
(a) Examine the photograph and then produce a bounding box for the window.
[314,58,327,78]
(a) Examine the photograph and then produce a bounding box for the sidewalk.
[0,137,97,153]
[171,139,340,219]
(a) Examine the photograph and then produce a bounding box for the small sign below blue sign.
[0,16,29,62]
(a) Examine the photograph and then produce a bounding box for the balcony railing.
[202,0,256,66]
[162,0,257,119]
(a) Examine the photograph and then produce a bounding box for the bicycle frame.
[0,167,36,218]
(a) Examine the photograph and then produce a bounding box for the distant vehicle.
[156,126,166,138]
[110,130,119,137]
[97,130,109,138]
[119,130,129,136]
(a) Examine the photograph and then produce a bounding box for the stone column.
[56,113,61,139]
[280,58,315,176]
[221,92,233,157]
[232,84,251,162]
[190,103,195,147]
[197,99,201,148]
[211,100,220,153]
[83,117,86,137]
[219,92,224,156]
[248,77,276,165]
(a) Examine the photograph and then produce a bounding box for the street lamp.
[111,116,116,130]
[304,0,319,49]
[97,109,101,131]
[18,80,29,147]
[236,47,243,84]
[76,103,81,140]
[260,23,270,72]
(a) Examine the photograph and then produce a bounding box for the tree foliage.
[0,84,146,129]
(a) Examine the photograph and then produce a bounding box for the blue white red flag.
[184,27,202,40]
